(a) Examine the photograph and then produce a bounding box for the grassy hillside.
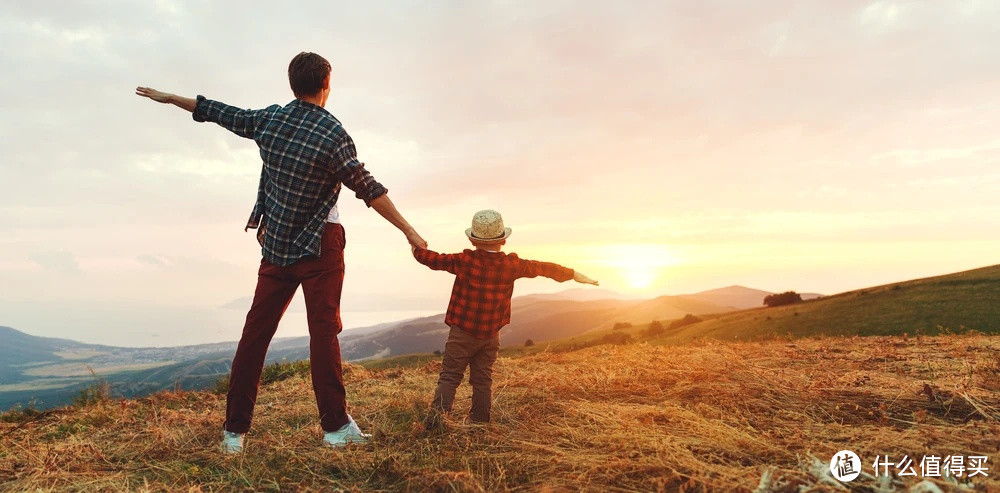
[2,333,997,491]
[662,264,1000,343]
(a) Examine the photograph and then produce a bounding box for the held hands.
[406,230,428,250]
[135,87,173,104]
[573,271,599,286]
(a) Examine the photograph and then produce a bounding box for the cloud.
[29,250,80,273]
[136,254,169,267]
[859,2,905,30]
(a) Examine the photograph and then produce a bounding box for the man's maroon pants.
[224,223,350,434]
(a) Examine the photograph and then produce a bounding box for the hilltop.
[670,264,1000,342]
[680,285,823,310]
[1,332,997,491]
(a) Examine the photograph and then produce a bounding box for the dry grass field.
[2,332,997,492]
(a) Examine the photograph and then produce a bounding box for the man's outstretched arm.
[370,194,428,249]
[136,87,263,139]
[135,87,196,112]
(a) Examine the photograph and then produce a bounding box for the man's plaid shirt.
[413,248,574,338]
[193,96,387,266]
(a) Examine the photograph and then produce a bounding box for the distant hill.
[682,286,773,310]
[681,286,824,310]
[337,295,734,359]
[660,264,1000,342]
[0,326,97,366]
[0,326,111,388]
[515,288,632,303]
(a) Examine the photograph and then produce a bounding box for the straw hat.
[465,210,512,243]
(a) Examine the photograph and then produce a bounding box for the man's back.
[193,97,387,266]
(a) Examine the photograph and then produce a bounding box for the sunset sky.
[1,1,998,346]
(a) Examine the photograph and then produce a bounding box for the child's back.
[413,248,574,338]
[412,210,597,427]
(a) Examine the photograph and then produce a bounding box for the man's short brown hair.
[288,52,331,98]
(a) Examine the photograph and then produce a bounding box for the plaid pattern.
[193,96,387,266]
[413,248,574,338]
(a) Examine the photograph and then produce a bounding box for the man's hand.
[406,231,428,250]
[135,87,173,103]
[135,87,196,112]
[573,271,599,286]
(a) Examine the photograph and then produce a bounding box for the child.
[412,209,598,427]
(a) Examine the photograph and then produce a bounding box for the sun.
[624,266,657,290]
[601,244,677,292]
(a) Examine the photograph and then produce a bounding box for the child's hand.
[406,230,428,250]
[573,271,599,286]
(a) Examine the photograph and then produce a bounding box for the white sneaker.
[221,430,244,454]
[323,415,371,448]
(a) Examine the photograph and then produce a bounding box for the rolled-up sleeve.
[330,133,388,207]
[192,95,269,140]
[413,248,460,275]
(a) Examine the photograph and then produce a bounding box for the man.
[136,52,426,453]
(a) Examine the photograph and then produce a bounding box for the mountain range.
[0,285,770,410]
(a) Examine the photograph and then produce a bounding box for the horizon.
[2,2,999,347]
[4,262,995,348]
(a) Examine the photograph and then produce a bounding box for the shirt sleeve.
[515,256,574,282]
[192,95,269,140]
[329,132,388,207]
[413,248,460,275]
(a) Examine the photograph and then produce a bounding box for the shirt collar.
[289,99,327,113]
[469,248,503,255]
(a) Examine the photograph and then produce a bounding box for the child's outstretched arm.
[516,258,598,286]
[412,246,460,274]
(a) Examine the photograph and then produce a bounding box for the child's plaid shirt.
[413,248,574,338]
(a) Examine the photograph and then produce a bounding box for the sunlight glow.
[598,244,679,292]
[624,266,656,290]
